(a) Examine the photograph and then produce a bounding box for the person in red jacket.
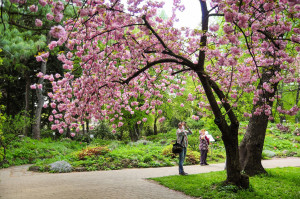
[199,129,209,166]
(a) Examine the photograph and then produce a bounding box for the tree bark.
[32,59,47,140]
[296,83,300,123]
[153,116,158,135]
[32,34,51,140]
[24,71,30,136]
[129,128,139,142]
[239,68,279,176]
[66,127,71,138]
[223,124,249,187]
[196,0,249,188]
[239,114,268,176]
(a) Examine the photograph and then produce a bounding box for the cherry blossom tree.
[19,0,299,188]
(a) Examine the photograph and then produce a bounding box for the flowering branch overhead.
[16,0,299,134]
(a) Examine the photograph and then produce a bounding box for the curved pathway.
[0,157,299,199]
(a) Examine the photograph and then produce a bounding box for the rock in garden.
[49,160,72,173]
[263,150,276,158]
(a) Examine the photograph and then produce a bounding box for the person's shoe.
[205,163,209,165]
[179,172,188,175]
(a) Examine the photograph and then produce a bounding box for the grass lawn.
[150,167,300,199]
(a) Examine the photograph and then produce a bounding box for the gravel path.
[1,157,299,199]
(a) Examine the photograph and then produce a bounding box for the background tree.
[0,0,69,139]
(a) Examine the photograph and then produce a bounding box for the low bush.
[75,146,110,160]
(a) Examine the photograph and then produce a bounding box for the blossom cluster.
[17,0,299,134]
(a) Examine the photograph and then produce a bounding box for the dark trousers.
[200,149,208,164]
[178,147,187,174]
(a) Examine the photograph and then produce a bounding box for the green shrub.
[186,118,205,130]
[91,121,115,139]
[186,150,200,164]
[0,112,31,165]
[162,144,173,156]
[143,155,152,163]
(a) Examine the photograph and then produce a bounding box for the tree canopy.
[6,0,300,188]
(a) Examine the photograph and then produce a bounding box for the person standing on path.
[176,122,192,175]
[199,129,209,166]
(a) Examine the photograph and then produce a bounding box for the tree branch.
[142,15,195,68]
[121,58,186,84]
[142,15,170,51]
[257,30,280,49]
[207,77,239,125]
[208,13,224,17]
[171,68,192,75]
[8,20,50,31]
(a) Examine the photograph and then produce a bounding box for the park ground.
[0,157,299,199]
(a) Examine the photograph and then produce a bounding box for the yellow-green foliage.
[162,144,173,156]
[75,146,110,160]
[186,150,200,164]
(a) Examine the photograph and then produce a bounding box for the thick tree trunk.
[239,68,279,176]
[118,130,124,140]
[32,35,51,140]
[239,115,268,176]
[223,124,249,187]
[153,116,158,135]
[196,0,249,188]
[86,120,89,134]
[197,70,249,188]
[129,128,139,142]
[6,82,11,115]
[32,60,47,140]
[66,127,71,138]
[129,123,142,141]
[24,72,31,136]
[296,83,300,123]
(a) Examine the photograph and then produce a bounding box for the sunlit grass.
[150,167,300,199]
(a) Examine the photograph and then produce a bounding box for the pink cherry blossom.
[49,115,53,121]
[36,56,43,62]
[209,24,219,32]
[50,25,66,39]
[35,19,43,27]
[30,84,37,89]
[46,13,54,20]
[37,84,43,89]
[54,13,63,22]
[29,5,38,12]
[36,72,44,78]
[49,41,57,50]
[39,0,47,7]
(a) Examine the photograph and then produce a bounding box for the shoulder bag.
[172,136,184,154]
